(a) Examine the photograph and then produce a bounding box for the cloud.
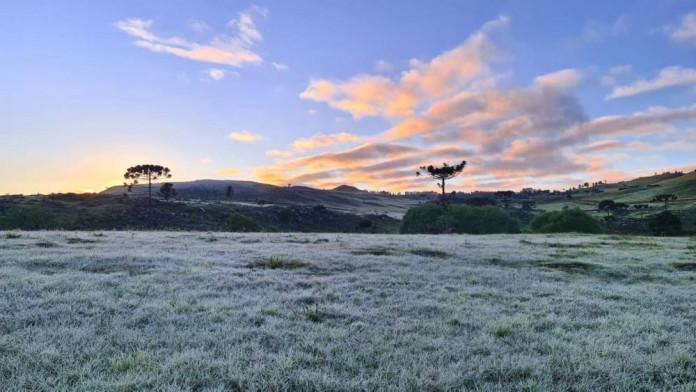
[272,62,289,71]
[115,8,264,67]
[607,66,696,99]
[200,157,212,165]
[299,15,509,118]
[291,132,361,152]
[254,16,695,192]
[375,60,393,72]
[667,12,696,43]
[581,15,629,42]
[207,68,226,80]
[266,150,293,159]
[534,68,582,90]
[228,130,263,142]
[600,65,632,87]
[189,20,211,33]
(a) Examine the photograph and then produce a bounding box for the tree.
[123,164,172,203]
[159,182,176,200]
[416,161,467,205]
[225,185,234,198]
[495,190,515,209]
[416,161,467,233]
[651,194,677,210]
[648,211,682,236]
[598,199,616,217]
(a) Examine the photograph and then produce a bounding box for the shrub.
[648,211,682,236]
[400,204,519,234]
[400,203,446,234]
[530,207,602,234]
[449,205,520,234]
[226,212,260,232]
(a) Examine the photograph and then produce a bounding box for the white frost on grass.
[0,231,695,390]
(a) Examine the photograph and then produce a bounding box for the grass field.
[1,231,696,391]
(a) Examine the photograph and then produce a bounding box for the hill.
[103,179,421,217]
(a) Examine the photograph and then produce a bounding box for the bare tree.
[123,164,172,203]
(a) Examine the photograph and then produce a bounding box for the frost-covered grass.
[1,231,695,391]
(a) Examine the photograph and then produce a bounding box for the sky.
[1,0,695,194]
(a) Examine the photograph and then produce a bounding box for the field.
[1,231,696,391]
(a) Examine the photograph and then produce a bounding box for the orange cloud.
[228,130,263,143]
[291,132,361,152]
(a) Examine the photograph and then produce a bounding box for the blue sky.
[1,0,695,194]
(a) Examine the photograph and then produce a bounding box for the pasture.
[1,231,695,391]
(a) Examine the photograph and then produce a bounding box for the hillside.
[551,170,696,207]
[103,179,422,217]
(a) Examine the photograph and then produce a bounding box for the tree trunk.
[148,170,152,204]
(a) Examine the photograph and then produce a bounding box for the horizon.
[2,1,696,194]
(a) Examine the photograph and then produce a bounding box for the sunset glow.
[2,1,695,194]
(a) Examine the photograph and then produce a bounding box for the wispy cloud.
[667,12,696,44]
[228,130,264,143]
[272,62,289,71]
[534,68,583,90]
[606,66,696,99]
[115,6,265,67]
[207,68,226,80]
[291,132,361,152]
[265,150,293,159]
[188,20,211,33]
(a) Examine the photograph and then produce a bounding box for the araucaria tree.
[416,161,467,233]
[124,164,172,202]
[417,161,467,205]
[652,194,677,210]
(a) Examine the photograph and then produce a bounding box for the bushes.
[449,205,520,234]
[530,207,602,234]
[648,211,682,236]
[400,204,443,234]
[400,204,519,234]
[226,212,260,232]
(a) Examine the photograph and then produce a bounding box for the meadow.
[1,231,695,391]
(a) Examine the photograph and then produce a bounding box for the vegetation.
[649,211,683,236]
[123,164,172,202]
[158,182,176,200]
[400,204,519,234]
[226,212,261,232]
[652,193,677,210]
[416,160,467,203]
[530,207,603,233]
[1,231,695,390]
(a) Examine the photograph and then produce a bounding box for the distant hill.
[102,179,421,218]
[573,170,696,205]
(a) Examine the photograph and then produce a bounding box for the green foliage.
[449,205,520,234]
[648,211,683,236]
[226,212,260,232]
[530,207,603,234]
[0,206,63,230]
[400,203,447,234]
[400,204,519,234]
